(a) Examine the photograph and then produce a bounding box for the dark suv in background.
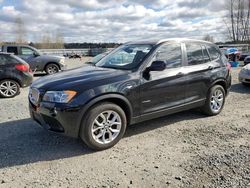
[29,38,231,150]
[1,44,66,75]
[0,53,33,98]
[244,56,250,65]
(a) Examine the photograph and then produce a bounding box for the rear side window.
[207,45,220,60]
[155,43,182,68]
[202,45,210,63]
[7,47,18,55]
[0,55,19,65]
[0,55,8,65]
[186,43,204,65]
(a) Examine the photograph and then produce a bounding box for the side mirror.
[148,60,166,71]
[33,52,39,57]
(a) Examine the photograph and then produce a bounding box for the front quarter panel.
[72,72,141,116]
[35,55,62,70]
[34,72,141,137]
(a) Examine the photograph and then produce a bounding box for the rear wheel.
[201,85,225,116]
[80,102,127,150]
[45,63,59,75]
[0,79,20,98]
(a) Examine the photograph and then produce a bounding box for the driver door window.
[20,47,34,56]
[154,43,182,68]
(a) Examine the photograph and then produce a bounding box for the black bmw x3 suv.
[29,39,231,150]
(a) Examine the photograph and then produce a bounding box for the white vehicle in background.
[239,64,250,86]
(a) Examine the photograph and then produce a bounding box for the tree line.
[224,0,250,42]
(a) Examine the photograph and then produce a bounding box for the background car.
[239,53,250,61]
[244,56,250,66]
[1,44,66,75]
[68,53,82,59]
[0,53,33,98]
[239,64,250,86]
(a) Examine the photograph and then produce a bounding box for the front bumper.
[239,72,250,83]
[59,62,67,71]
[29,100,82,138]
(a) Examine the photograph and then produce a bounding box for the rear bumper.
[29,100,82,138]
[20,72,33,87]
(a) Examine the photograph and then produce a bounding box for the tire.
[201,85,225,116]
[45,63,59,75]
[0,79,20,98]
[79,102,127,150]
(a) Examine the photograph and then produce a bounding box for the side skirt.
[131,99,206,124]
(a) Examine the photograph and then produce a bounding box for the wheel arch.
[0,78,22,87]
[210,79,228,95]
[78,93,133,135]
[44,62,61,71]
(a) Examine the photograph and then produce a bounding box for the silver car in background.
[239,64,250,86]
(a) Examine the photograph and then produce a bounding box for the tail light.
[15,64,30,72]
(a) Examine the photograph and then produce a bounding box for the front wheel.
[201,85,225,116]
[45,63,59,75]
[80,102,127,150]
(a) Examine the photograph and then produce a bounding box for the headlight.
[43,90,77,103]
[59,58,65,64]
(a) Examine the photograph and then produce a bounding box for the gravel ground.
[0,58,249,188]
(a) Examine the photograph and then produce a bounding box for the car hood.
[32,65,129,91]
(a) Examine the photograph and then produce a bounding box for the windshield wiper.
[98,65,123,70]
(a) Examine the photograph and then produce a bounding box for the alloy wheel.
[0,81,18,97]
[91,110,122,144]
[47,65,59,74]
[210,88,224,113]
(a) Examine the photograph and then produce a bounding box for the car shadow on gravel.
[125,110,205,137]
[0,118,92,169]
[230,83,250,94]
[0,110,206,169]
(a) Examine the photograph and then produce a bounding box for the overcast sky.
[0,0,228,43]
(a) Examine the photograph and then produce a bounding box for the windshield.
[91,52,108,64]
[96,44,152,70]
